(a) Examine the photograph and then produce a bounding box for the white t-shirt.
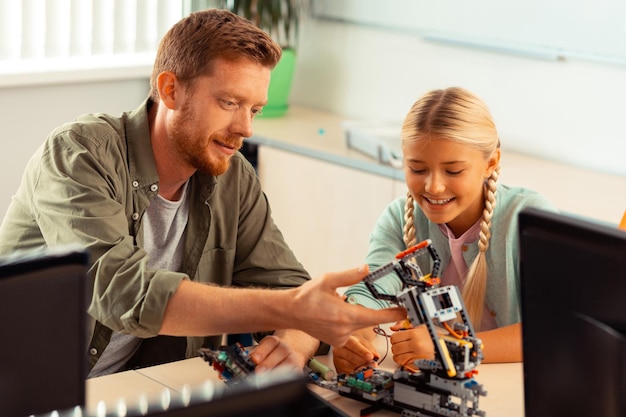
[88,182,190,378]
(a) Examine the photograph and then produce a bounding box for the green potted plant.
[188,0,305,117]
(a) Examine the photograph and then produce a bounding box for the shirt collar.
[437,218,481,243]
[125,98,160,191]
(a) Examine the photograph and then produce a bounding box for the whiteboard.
[311,0,626,65]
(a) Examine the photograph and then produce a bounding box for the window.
[0,0,186,87]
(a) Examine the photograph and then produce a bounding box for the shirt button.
[132,180,139,188]
[150,184,158,192]
[462,245,468,252]
[490,310,497,317]
[132,213,139,220]
[89,347,98,356]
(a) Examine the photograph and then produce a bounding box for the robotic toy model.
[203,239,487,416]
[316,239,486,416]
[199,343,257,386]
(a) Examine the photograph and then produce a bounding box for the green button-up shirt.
[0,99,309,371]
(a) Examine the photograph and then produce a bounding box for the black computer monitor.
[36,369,348,417]
[0,246,89,416]
[143,377,349,417]
[519,208,626,417]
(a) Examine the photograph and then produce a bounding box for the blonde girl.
[333,87,557,374]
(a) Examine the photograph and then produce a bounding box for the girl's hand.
[332,327,380,375]
[389,322,434,370]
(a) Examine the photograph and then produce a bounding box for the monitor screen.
[0,246,89,416]
[519,208,626,417]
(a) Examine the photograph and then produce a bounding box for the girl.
[333,87,557,374]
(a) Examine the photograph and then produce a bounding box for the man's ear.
[156,71,178,109]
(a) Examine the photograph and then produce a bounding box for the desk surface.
[87,356,524,417]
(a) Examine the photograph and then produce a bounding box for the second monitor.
[519,208,626,417]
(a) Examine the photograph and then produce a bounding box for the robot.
[316,239,487,416]
[199,343,257,386]
[363,239,484,381]
[202,239,487,416]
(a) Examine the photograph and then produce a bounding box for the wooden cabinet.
[258,146,403,278]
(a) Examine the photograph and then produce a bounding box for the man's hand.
[289,266,407,347]
[160,265,406,346]
[389,322,434,370]
[249,329,318,373]
[332,327,380,375]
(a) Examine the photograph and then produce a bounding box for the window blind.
[0,0,184,64]
[0,0,186,85]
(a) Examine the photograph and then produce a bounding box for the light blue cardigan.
[344,184,558,328]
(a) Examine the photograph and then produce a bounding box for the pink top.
[437,221,498,331]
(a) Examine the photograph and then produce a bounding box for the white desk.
[87,356,524,417]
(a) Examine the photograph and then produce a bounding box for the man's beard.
[169,106,241,176]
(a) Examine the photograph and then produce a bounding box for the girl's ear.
[485,148,501,178]
[156,71,178,110]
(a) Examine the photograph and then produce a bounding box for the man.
[0,9,404,377]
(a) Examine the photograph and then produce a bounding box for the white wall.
[3,11,626,223]
[0,78,150,218]
[289,17,626,178]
